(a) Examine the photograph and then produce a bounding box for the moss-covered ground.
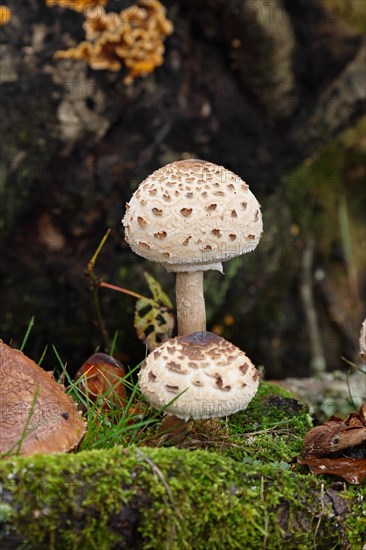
[0,382,365,549]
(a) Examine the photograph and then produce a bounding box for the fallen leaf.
[303,404,366,457]
[0,340,86,457]
[298,457,366,485]
[134,273,174,351]
[300,404,366,484]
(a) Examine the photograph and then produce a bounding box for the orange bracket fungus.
[0,5,11,26]
[123,159,263,335]
[54,0,173,83]
[46,0,106,12]
[0,340,86,457]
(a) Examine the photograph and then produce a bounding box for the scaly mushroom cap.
[138,331,259,420]
[0,341,86,457]
[360,319,366,363]
[122,159,263,272]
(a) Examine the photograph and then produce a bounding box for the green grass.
[5,318,312,463]
[52,346,163,451]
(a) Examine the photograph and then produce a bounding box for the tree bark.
[0,0,364,369]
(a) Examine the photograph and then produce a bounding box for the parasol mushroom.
[122,159,263,335]
[0,340,86,457]
[138,331,259,420]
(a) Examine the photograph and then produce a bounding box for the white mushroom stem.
[176,271,206,335]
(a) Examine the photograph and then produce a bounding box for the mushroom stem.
[176,271,206,335]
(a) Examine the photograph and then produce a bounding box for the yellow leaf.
[143,272,172,308]
[134,274,174,351]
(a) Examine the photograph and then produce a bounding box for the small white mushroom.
[138,331,259,420]
[360,319,366,363]
[122,159,263,335]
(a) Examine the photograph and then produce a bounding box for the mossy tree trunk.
[0,446,365,549]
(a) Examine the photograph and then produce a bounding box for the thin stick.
[99,281,147,301]
[85,230,112,349]
[300,237,325,374]
[87,229,111,275]
[135,448,183,521]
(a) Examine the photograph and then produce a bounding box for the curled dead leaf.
[303,404,366,457]
[157,416,189,446]
[298,457,366,485]
[299,404,366,484]
[0,340,86,457]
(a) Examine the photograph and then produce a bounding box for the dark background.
[0,0,365,377]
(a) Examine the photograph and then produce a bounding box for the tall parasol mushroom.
[122,159,263,335]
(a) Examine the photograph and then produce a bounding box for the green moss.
[0,384,362,548]
[238,382,311,431]
[325,0,366,33]
[1,446,365,549]
[184,382,312,465]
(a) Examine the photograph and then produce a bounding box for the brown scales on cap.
[123,159,262,272]
[122,159,263,335]
[138,331,259,420]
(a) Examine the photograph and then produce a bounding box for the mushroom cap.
[360,319,366,363]
[75,352,126,409]
[138,331,259,420]
[122,159,263,272]
[0,340,86,457]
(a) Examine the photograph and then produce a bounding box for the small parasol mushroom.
[138,331,259,420]
[122,159,263,335]
[0,340,86,457]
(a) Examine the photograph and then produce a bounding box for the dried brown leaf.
[0,341,86,457]
[303,404,366,457]
[298,457,366,484]
[300,404,366,484]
